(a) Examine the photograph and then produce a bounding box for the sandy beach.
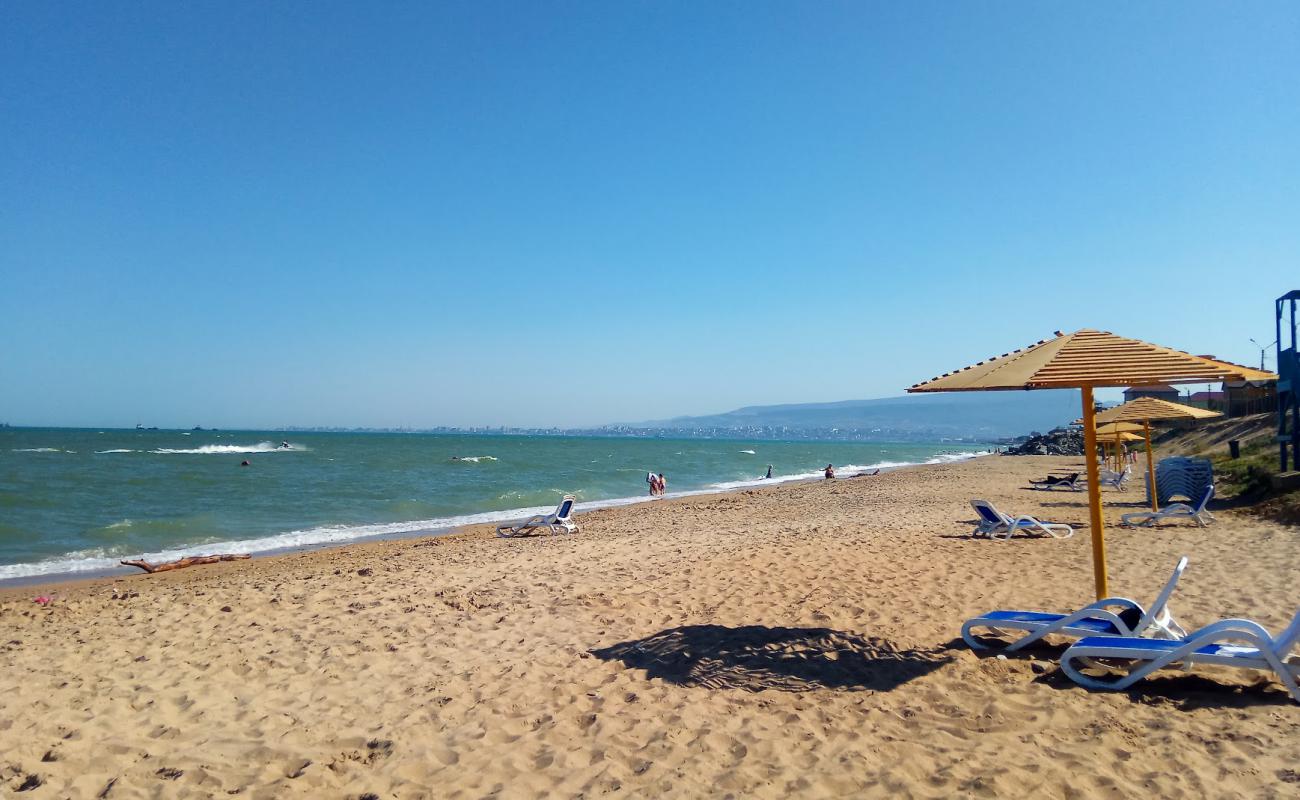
[2,455,1298,798]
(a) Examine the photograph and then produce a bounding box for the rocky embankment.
[1003,429,1083,456]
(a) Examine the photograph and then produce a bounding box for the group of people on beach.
[646,471,667,497]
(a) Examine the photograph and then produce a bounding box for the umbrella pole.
[1144,419,1158,513]
[1081,387,1109,599]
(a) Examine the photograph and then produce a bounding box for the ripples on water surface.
[0,428,986,579]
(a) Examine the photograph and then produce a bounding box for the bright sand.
[2,455,1298,798]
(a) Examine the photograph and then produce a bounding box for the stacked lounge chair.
[1122,485,1215,528]
[1146,456,1214,507]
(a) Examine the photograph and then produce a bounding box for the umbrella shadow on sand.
[590,625,951,693]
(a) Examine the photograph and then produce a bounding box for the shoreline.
[0,451,987,589]
[2,453,1296,797]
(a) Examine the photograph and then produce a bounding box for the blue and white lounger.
[961,557,1188,651]
[1122,485,1215,528]
[1061,609,1300,703]
[970,499,1074,540]
[496,495,579,537]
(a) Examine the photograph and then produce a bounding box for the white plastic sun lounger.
[496,495,579,537]
[1122,485,1215,528]
[1099,465,1132,490]
[1061,609,1300,703]
[961,557,1188,651]
[970,499,1074,540]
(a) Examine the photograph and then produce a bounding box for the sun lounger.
[496,495,579,537]
[1028,472,1081,491]
[1099,465,1131,490]
[961,557,1188,651]
[970,499,1074,540]
[1122,485,1215,528]
[1060,608,1300,703]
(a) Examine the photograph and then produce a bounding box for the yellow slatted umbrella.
[908,328,1275,599]
[1095,422,1144,435]
[1093,422,1146,470]
[1098,430,1143,471]
[1095,397,1223,512]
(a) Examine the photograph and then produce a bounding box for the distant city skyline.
[2,3,1296,429]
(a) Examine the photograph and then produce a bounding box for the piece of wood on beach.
[119,554,251,574]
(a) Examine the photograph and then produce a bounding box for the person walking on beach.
[824,463,835,480]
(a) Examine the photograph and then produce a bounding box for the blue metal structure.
[1278,291,1300,471]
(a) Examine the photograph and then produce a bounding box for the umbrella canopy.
[1099,431,1144,442]
[910,329,1275,391]
[1095,397,1224,512]
[1094,396,1223,425]
[909,328,1275,599]
[1095,422,1145,436]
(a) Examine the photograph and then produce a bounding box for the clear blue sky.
[2,2,1297,428]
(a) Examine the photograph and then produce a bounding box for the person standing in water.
[765,465,773,480]
[657,473,667,496]
[824,463,835,479]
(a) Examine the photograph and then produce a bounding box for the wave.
[452,456,497,463]
[739,449,756,455]
[150,442,300,455]
[0,449,990,582]
[11,448,63,453]
[705,451,989,491]
[95,449,137,454]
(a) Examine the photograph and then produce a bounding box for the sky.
[2,2,1297,429]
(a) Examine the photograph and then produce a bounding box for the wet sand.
[2,455,1297,798]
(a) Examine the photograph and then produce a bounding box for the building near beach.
[1224,379,1278,417]
[1122,383,1181,403]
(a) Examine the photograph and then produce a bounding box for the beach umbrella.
[1095,397,1223,512]
[1092,422,1145,470]
[1097,430,1143,471]
[907,329,1275,599]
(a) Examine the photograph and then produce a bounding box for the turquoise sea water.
[0,428,985,580]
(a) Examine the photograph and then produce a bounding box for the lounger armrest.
[1082,597,1142,613]
[1011,516,1072,534]
[1051,606,1133,632]
[1181,619,1274,647]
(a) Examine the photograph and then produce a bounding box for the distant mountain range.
[611,391,1082,441]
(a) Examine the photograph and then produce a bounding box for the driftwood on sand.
[120,554,251,574]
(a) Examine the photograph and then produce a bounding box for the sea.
[0,428,986,582]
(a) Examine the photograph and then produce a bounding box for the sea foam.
[149,442,300,455]
[0,449,988,581]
